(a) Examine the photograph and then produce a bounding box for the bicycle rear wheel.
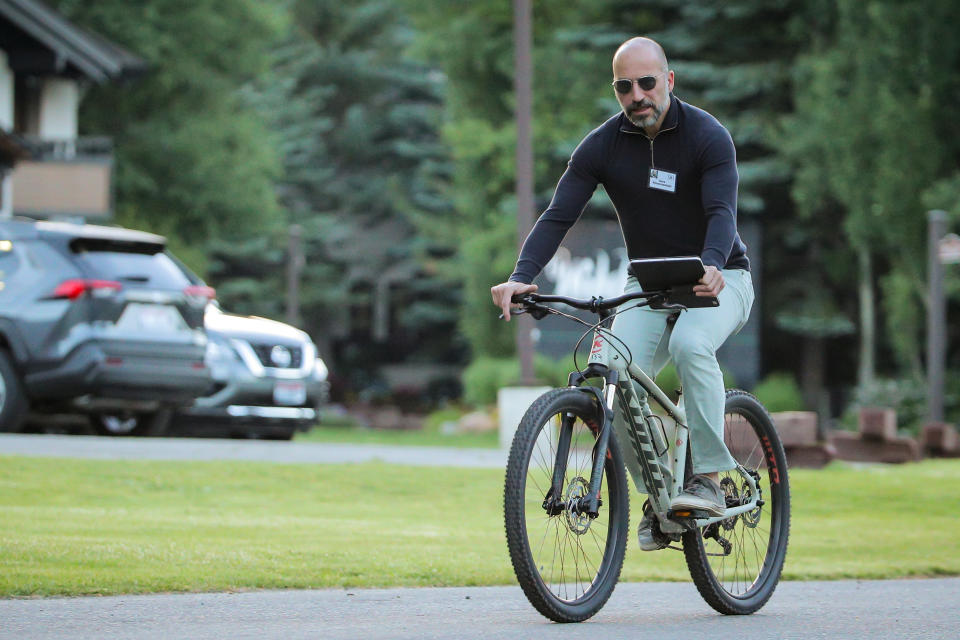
[504,388,629,623]
[682,390,791,614]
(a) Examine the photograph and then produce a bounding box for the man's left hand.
[694,265,724,297]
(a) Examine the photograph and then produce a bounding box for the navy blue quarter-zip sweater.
[509,94,749,284]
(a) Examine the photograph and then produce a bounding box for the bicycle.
[502,278,790,622]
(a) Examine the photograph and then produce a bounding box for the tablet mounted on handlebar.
[628,256,718,309]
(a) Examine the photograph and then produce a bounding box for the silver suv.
[172,303,329,440]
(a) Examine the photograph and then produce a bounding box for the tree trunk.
[801,335,829,440]
[801,336,824,408]
[857,248,876,390]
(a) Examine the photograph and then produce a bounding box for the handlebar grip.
[510,293,537,304]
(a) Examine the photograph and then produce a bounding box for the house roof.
[0,0,147,83]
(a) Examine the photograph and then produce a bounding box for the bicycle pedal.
[668,508,712,522]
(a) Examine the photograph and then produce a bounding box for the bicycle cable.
[524,297,674,387]
[526,297,675,463]
[569,302,646,379]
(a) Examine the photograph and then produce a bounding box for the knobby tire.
[682,389,791,614]
[504,388,629,623]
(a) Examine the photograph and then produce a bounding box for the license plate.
[116,303,188,333]
[274,381,306,406]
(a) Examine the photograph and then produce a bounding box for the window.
[71,241,192,290]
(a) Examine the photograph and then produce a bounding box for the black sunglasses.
[612,75,663,94]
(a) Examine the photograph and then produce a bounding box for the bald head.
[612,37,668,76]
[611,37,674,134]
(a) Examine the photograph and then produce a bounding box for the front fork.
[544,367,618,518]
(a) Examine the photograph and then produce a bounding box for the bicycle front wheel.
[683,389,791,614]
[504,388,629,623]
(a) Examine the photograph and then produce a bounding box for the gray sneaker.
[637,501,680,551]
[637,505,662,551]
[669,474,726,517]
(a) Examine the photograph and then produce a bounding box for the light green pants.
[611,268,755,476]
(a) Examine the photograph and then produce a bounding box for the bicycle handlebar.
[511,289,667,313]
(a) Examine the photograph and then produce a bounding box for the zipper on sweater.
[621,120,678,171]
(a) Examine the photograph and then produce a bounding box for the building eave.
[0,0,147,83]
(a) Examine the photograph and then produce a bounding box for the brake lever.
[499,308,529,320]
[499,303,550,321]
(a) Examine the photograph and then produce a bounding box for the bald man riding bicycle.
[491,36,755,551]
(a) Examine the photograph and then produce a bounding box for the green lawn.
[1,455,958,597]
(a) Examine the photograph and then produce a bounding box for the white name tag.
[648,169,677,193]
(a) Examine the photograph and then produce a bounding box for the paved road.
[0,433,507,467]
[2,578,957,640]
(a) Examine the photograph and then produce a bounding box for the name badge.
[649,169,677,193]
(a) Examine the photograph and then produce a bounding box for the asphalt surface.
[2,578,958,640]
[0,433,508,467]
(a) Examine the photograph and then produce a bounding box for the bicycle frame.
[548,309,761,533]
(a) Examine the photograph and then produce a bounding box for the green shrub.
[461,357,517,407]
[841,376,929,435]
[534,354,578,388]
[422,407,468,433]
[461,354,580,406]
[753,372,804,413]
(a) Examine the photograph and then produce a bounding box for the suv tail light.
[184,285,216,301]
[52,279,123,301]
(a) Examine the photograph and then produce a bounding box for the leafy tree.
[49,0,287,272]
[783,0,959,391]
[405,0,649,359]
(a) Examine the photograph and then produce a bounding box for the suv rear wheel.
[90,408,172,437]
[0,349,28,433]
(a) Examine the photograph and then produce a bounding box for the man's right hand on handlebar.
[491,281,539,321]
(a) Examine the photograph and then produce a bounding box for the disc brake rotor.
[564,476,592,535]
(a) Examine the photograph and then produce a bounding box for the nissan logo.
[270,345,292,368]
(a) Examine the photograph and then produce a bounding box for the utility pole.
[286,223,303,326]
[927,210,948,422]
[513,0,536,384]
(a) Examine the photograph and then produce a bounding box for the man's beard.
[625,98,664,129]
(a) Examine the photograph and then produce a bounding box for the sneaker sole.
[667,501,725,518]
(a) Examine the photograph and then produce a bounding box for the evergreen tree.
[783,0,960,392]
[405,0,645,360]
[49,0,287,271]
[211,0,460,385]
